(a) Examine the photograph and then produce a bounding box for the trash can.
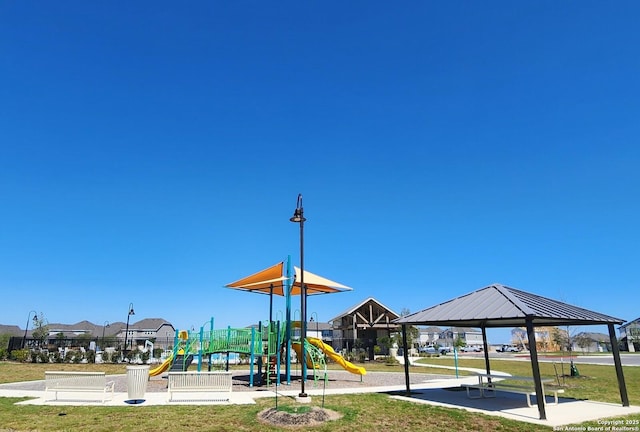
[126,365,149,403]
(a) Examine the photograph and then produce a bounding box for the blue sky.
[1,2,638,344]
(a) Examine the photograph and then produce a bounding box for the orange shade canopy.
[225,262,352,296]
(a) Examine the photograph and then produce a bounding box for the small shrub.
[11,349,30,362]
[64,349,83,363]
[384,355,398,366]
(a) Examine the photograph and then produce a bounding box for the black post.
[402,324,411,396]
[608,323,629,406]
[481,327,491,378]
[123,303,135,360]
[22,310,36,349]
[102,321,110,351]
[526,318,547,420]
[290,193,307,398]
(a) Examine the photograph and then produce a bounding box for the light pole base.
[295,394,312,404]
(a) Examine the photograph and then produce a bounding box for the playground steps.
[169,354,194,372]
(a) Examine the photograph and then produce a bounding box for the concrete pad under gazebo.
[394,283,630,421]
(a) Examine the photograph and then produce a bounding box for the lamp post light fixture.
[22,310,37,349]
[102,321,110,351]
[123,303,135,360]
[290,193,308,398]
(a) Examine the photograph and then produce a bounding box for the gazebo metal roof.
[395,284,624,328]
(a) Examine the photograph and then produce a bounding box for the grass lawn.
[1,359,639,432]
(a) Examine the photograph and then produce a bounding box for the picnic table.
[462,373,564,407]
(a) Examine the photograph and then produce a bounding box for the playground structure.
[149,257,365,387]
[149,318,366,387]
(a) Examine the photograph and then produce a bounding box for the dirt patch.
[258,407,342,428]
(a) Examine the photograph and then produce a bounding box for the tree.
[454,336,465,349]
[377,335,392,355]
[393,308,420,351]
[551,327,569,352]
[31,313,49,349]
[76,333,93,350]
[55,332,66,348]
[574,334,592,353]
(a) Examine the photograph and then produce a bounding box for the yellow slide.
[292,341,316,369]
[149,353,173,377]
[306,337,366,376]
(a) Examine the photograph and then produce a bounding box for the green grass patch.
[1,360,639,431]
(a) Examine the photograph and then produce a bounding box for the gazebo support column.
[526,318,547,420]
[401,324,411,396]
[608,323,629,407]
[481,327,491,378]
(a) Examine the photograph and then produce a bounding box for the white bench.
[167,371,233,402]
[462,374,565,407]
[45,371,115,403]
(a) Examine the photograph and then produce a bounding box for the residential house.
[306,319,333,342]
[330,297,401,360]
[116,318,175,351]
[511,326,568,352]
[419,326,443,347]
[619,318,640,352]
[9,318,175,352]
[439,327,483,349]
[571,332,611,353]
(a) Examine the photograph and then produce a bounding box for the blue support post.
[173,329,179,358]
[276,321,281,386]
[198,326,203,372]
[249,326,255,388]
[454,347,459,378]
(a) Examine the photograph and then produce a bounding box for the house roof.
[575,332,610,343]
[394,284,624,328]
[22,319,174,337]
[131,318,174,331]
[307,321,332,331]
[330,297,400,323]
[442,327,482,333]
[620,317,640,329]
[0,325,22,337]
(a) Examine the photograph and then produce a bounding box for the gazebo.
[394,284,629,420]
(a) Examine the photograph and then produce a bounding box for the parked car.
[419,346,437,354]
[497,344,520,352]
[438,346,452,355]
[460,346,482,352]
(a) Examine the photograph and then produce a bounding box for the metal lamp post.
[123,303,135,360]
[102,321,110,350]
[22,310,37,349]
[290,193,307,398]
